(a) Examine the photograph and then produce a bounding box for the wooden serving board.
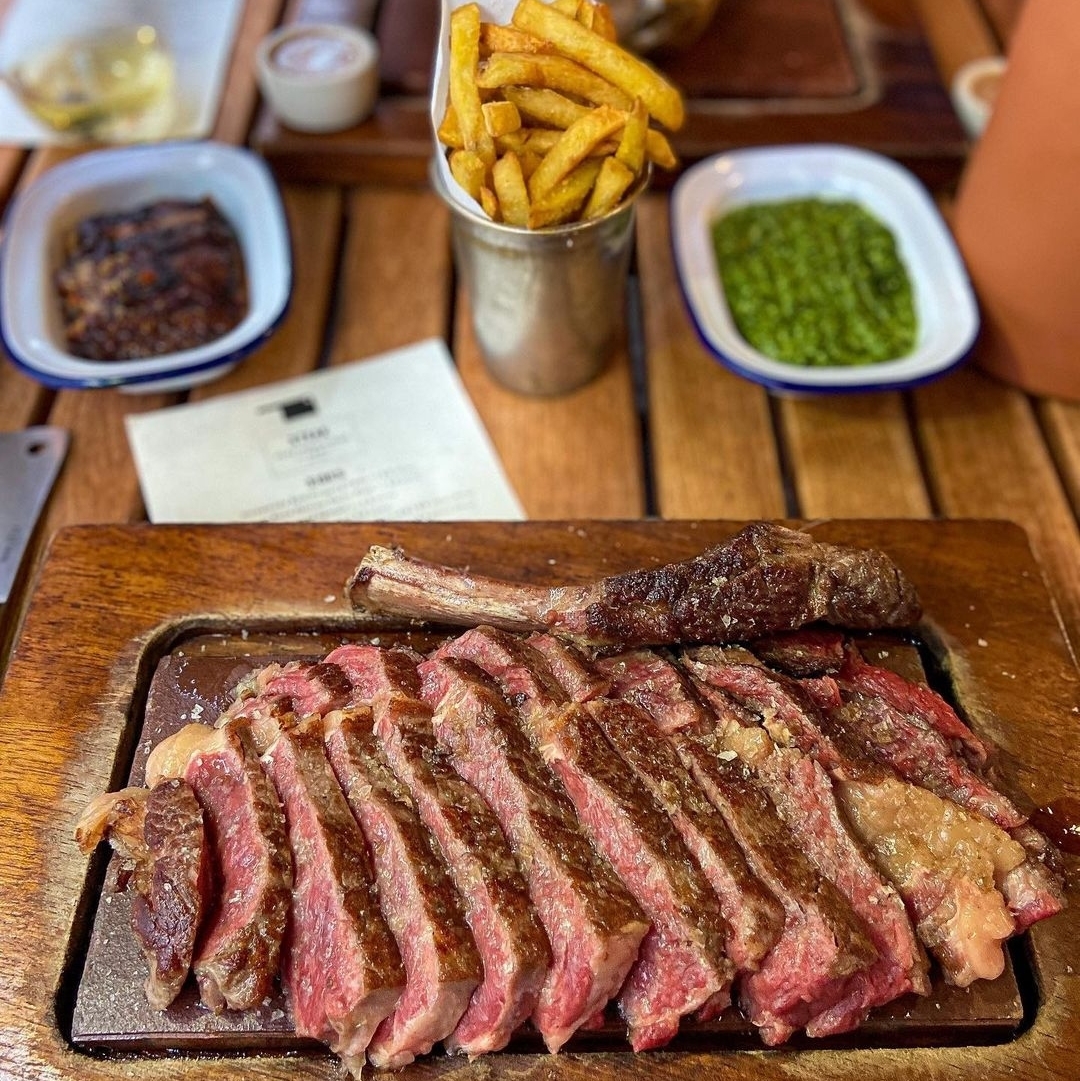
[0,519,1077,1080]
[250,0,969,190]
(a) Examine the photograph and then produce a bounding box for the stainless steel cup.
[431,159,648,396]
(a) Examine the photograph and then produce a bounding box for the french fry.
[582,155,636,219]
[437,0,684,227]
[527,103,625,201]
[502,85,587,129]
[511,0,686,131]
[479,186,500,221]
[482,100,522,137]
[492,151,531,227]
[590,1,618,40]
[479,24,553,56]
[528,159,603,229]
[615,97,648,175]
[449,148,489,202]
[477,52,633,112]
[449,5,495,163]
[437,103,464,149]
[645,127,678,170]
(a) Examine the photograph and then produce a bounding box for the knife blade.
[0,427,68,604]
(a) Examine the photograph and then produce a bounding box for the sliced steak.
[327,644,551,1057]
[418,653,649,1053]
[754,748,930,1035]
[323,706,482,1068]
[591,649,787,974]
[610,658,880,1045]
[828,682,1024,829]
[223,659,353,725]
[749,628,847,676]
[438,627,735,1050]
[686,648,1024,988]
[145,721,292,1013]
[347,522,921,647]
[252,712,405,1073]
[836,643,989,767]
[76,780,212,1010]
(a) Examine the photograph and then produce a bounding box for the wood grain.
[635,197,787,520]
[0,519,1075,1080]
[912,367,1080,652]
[779,393,933,518]
[329,187,452,363]
[455,294,645,520]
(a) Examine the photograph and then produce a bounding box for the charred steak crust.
[347,523,921,647]
[183,721,293,1013]
[324,706,483,1069]
[55,197,248,362]
[132,778,213,1011]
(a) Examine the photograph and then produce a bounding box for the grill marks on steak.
[323,705,483,1068]
[145,721,292,1012]
[685,648,1024,988]
[418,653,650,1053]
[75,780,212,1010]
[348,523,921,647]
[251,712,404,1071]
[437,627,736,1051]
[326,643,552,1057]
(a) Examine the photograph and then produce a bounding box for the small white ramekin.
[255,23,379,133]
[951,55,1008,140]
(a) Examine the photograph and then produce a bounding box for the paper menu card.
[125,339,525,524]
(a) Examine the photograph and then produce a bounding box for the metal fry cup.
[431,158,649,396]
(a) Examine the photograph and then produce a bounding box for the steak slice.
[610,656,880,1045]
[687,648,1025,988]
[223,660,353,725]
[326,644,551,1057]
[347,522,921,647]
[145,721,292,1013]
[251,712,405,1074]
[323,706,482,1068]
[76,780,212,1010]
[437,627,735,1050]
[753,748,930,1035]
[590,649,786,974]
[418,653,649,1053]
[835,642,989,767]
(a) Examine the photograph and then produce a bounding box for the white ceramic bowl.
[255,23,379,133]
[0,140,292,393]
[670,144,980,394]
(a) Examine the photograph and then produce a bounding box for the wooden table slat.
[913,367,1080,648]
[636,197,788,521]
[456,295,646,520]
[780,392,934,518]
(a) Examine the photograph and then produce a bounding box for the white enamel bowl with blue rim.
[0,140,291,393]
[670,144,980,394]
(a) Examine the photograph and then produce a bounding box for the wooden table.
[3,6,1080,1080]
[7,0,1074,681]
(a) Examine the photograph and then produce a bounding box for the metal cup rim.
[428,155,652,237]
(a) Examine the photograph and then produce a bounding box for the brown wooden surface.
[250,0,970,189]
[0,518,1076,1079]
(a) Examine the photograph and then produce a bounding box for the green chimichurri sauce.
[712,197,917,367]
